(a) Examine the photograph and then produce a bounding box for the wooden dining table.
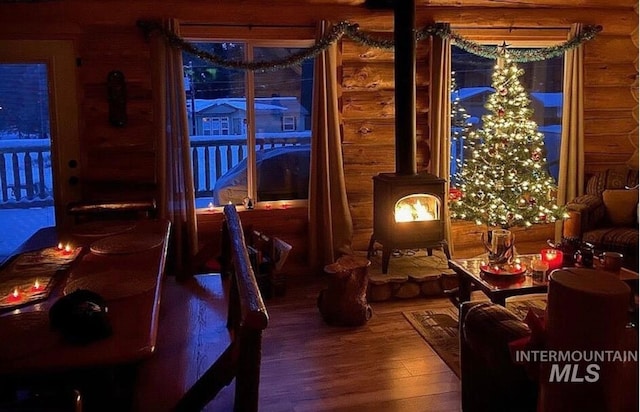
[0,218,171,380]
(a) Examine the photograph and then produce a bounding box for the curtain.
[308,21,353,273]
[150,19,199,279]
[556,23,585,240]
[430,32,454,253]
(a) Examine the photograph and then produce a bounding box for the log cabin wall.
[0,1,637,266]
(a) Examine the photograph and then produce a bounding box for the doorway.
[0,40,81,261]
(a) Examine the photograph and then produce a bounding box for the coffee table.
[448,254,547,306]
[448,254,640,306]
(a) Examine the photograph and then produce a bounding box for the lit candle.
[541,248,563,270]
[281,202,289,209]
[31,279,42,292]
[265,204,272,210]
[64,244,73,255]
[57,242,64,251]
[8,287,21,302]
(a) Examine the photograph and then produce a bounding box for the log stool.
[539,268,635,412]
[317,255,372,326]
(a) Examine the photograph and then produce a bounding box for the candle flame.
[34,279,40,289]
[12,288,19,298]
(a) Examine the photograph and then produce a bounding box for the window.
[450,32,565,185]
[180,26,315,208]
[202,116,230,135]
[282,116,296,131]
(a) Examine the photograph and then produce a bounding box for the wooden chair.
[173,204,269,412]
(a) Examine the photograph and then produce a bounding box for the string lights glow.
[449,50,568,229]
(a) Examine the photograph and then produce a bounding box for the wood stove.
[366,0,450,274]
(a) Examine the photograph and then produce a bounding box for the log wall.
[0,0,636,263]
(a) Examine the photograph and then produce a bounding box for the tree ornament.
[449,187,463,201]
[531,151,541,161]
[499,88,508,96]
[498,108,505,117]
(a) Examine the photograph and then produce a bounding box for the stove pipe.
[393,0,417,176]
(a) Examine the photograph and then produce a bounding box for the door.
[0,40,81,261]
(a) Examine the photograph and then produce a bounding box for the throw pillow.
[602,188,639,226]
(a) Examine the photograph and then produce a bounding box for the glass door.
[0,40,81,261]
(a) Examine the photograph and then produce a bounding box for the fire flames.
[395,198,436,222]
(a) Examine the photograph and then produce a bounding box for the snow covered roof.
[190,97,295,113]
[452,87,494,101]
[531,93,563,108]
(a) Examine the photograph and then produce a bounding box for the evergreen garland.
[137,20,602,71]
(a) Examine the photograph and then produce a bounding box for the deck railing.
[0,140,52,208]
[190,135,310,198]
[0,135,310,208]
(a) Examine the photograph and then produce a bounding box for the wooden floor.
[132,240,556,411]
[133,272,464,412]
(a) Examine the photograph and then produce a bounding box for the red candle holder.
[541,248,564,270]
[7,287,21,303]
[31,279,42,292]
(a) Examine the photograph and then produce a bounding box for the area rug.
[403,297,547,378]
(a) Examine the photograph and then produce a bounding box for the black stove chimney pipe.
[394,0,417,176]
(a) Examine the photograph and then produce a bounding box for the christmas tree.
[449,49,566,229]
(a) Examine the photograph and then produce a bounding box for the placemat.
[64,270,156,301]
[0,311,59,362]
[90,233,165,255]
[0,247,82,312]
[71,221,136,237]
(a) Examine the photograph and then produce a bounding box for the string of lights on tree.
[448,49,569,229]
[137,20,602,71]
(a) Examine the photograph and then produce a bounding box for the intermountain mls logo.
[515,350,638,382]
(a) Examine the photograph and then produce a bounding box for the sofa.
[563,168,639,271]
[460,268,638,412]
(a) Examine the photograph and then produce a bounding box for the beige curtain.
[556,23,585,240]
[308,21,353,273]
[430,33,454,253]
[150,19,199,279]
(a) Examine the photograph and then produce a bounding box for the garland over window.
[137,20,601,71]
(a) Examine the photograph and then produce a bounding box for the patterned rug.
[403,296,547,378]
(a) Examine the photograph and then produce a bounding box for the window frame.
[448,27,570,184]
[180,24,315,210]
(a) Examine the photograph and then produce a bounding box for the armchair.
[562,168,639,271]
[460,269,638,412]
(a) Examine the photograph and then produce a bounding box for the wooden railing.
[190,135,310,198]
[0,135,309,208]
[174,204,269,412]
[0,140,52,207]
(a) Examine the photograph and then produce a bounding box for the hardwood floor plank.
[135,272,463,411]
